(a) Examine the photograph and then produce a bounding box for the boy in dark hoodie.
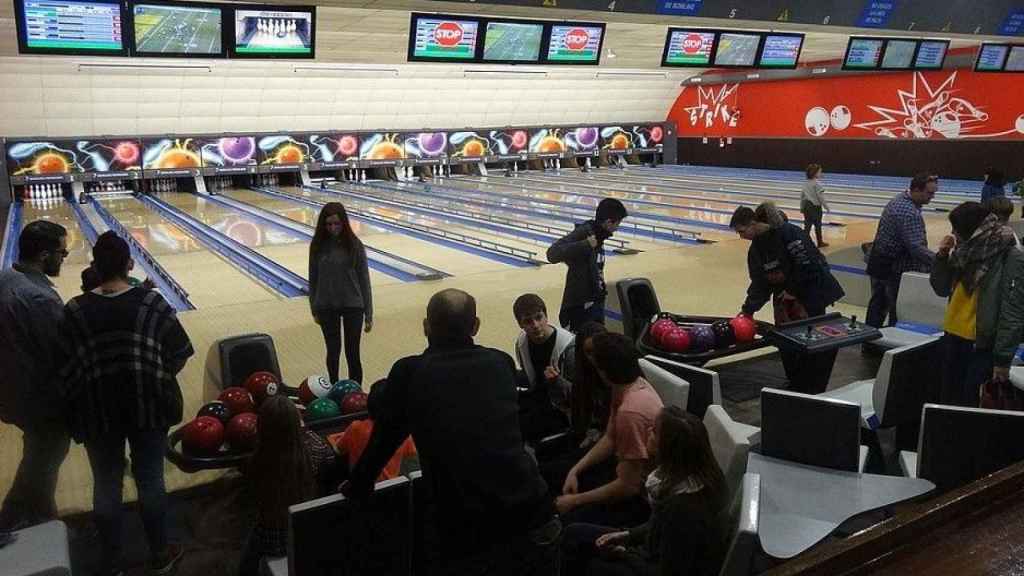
[547,198,628,333]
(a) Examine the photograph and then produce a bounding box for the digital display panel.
[360,133,406,161]
[758,33,803,68]
[131,2,224,57]
[142,137,202,170]
[200,136,258,167]
[1005,46,1024,72]
[975,43,1010,71]
[662,29,715,66]
[16,0,126,55]
[258,135,309,165]
[713,32,761,67]
[408,14,479,62]
[914,40,948,69]
[844,37,885,69]
[546,24,603,63]
[403,132,448,159]
[232,5,314,58]
[881,39,917,69]
[482,21,543,62]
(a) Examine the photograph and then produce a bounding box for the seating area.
[0,520,72,576]
[871,272,946,351]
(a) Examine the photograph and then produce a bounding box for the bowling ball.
[538,137,565,153]
[418,133,447,155]
[609,134,629,150]
[338,135,358,157]
[244,371,280,405]
[575,127,598,148]
[218,386,256,416]
[511,130,527,149]
[328,379,362,404]
[299,375,333,405]
[462,140,486,157]
[340,392,368,415]
[730,315,757,343]
[36,153,69,174]
[157,149,200,169]
[182,416,225,456]
[689,325,716,352]
[650,318,676,345]
[650,126,664,143]
[196,401,231,425]
[368,141,403,160]
[219,137,255,163]
[307,398,341,421]
[661,327,691,353]
[711,320,736,349]
[225,413,259,452]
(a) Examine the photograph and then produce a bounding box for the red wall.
[668,69,1024,141]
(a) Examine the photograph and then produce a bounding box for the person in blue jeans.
[60,232,194,576]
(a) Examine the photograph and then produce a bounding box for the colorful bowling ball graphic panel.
[72,139,143,172]
[630,125,664,149]
[404,132,448,159]
[200,137,257,167]
[528,129,567,154]
[360,133,406,160]
[565,126,599,153]
[600,127,633,150]
[142,138,202,170]
[449,132,491,158]
[258,135,309,165]
[302,133,359,162]
[487,129,529,155]
[6,141,80,176]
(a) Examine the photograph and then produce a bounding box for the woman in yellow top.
[930,201,1024,407]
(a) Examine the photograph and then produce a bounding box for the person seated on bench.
[513,293,575,445]
[346,288,561,575]
[239,396,337,576]
[326,380,418,482]
[930,201,1024,407]
[555,333,663,527]
[561,406,731,576]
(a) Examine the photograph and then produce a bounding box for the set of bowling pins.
[256,18,298,37]
[24,184,62,200]
[150,179,178,193]
[90,181,129,194]
[255,174,278,186]
[209,176,232,192]
[504,161,521,177]
[542,159,561,172]
[343,169,366,182]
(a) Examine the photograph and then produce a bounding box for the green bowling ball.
[328,380,362,404]
[307,398,341,421]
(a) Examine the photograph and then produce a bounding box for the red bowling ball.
[650,318,676,345]
[244,371,279,405]
[730,315,757,343]
[219,386,256,416]
[226,413,259,451]
[340,392,368,415]
[661,327,692,353]
[182,416,225,456]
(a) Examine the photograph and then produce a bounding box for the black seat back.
[918,404,1024,492]
[761,388,861,471]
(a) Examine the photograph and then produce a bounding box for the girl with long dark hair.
[568,321,611,445]
[561,406,732,576]
[239,396,336,575]
[309,202,372,384]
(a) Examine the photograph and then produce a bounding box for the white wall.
[0,57,688,138]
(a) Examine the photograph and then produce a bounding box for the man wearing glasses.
[0,220,70,531]
[866,173,939,328]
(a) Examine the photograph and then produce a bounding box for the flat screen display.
[404,132,448,159]
[844,38,885,69]
[758,33,803,68]
[713,32,760,67]
[546,24,603,63]
[73,139,142,172]
[448,132,491,159]
[305,133,359,163]
[914,40,948,69]
[131,2,224,57]
[16,0,126,55]
[142,138,202,170]
[6,141,79,176]
[258,135,309,165]
[360,133,406,161]
[408,14,479,62]
[975,44,1010,71]
[200,136,258,167]
[232,6,314,58]
[482,21,543,62]
[1005,46,1024,72]
[881,39,917,69]
[662,29,715,67]
[564,127,599,154]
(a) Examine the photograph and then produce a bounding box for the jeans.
[318,307,364,384]
[85,427,171,572]
[802,204,824,245]
[561,523,653,576]
[866,276,901,328]
[428,517,562,576]
[0,422,70,530]
[559,300,606,334]
[939,334,992,408]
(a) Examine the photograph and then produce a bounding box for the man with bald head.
[348,289,560,575]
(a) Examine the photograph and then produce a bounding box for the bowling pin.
[555,159,561,172]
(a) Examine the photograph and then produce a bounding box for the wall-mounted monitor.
[231,4,314,58]
[1005,45,1024,72]
[661,28,716,67]
[757,33,804,69]
[545,23,604,64]
[129,0,226,57]
[914,39,949,70]
[713,32,761,67]
[481,19,544,63]
[975,43,1011,72]
[880,39,917,70]
[14,0,128,56]
[843,37,885,70]
[407,13,480,62]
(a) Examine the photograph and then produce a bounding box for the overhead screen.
[975,43,1010,71]
[663,29,715,66]
[661,28,803,69]
[130,1,225,57]
[408,14,479,62]
[1006,46,1024,72]
[845,37,949,71]
[546,24,604,64]
[843,37,885,69]
[881,39,917,69]
[914,40,949,69]
[15,0,127,55]
[713,32,761,67]
[483,20,543,62]
[758,33,803,68]
[231,5,314,58]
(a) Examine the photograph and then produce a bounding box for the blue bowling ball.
[328,379,362,404]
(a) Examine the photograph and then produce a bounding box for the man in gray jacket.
[547,199,627,333]
[0,220,70,530]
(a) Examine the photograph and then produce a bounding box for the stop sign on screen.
[564,28,590,51]
[682,33,705,53]
[434,22,463,47]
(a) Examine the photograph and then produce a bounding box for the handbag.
[980,379,1024,411]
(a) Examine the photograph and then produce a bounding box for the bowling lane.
[98,196,279,308]
[19,200,94,301]
[222,188,521,276]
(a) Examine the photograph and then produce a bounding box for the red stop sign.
[434,22,463,47]
[682,33,705,53]
[564,28,590,51]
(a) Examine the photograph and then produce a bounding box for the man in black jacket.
[547,198,628,333]
[347,288,560,575]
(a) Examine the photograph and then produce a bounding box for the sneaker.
[149,543,184,576]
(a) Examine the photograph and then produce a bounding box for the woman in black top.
[309,202,372,384]
[561,406,731,576]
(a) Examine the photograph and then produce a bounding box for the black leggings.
[802,204,824,244]
[318,308,364,384]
